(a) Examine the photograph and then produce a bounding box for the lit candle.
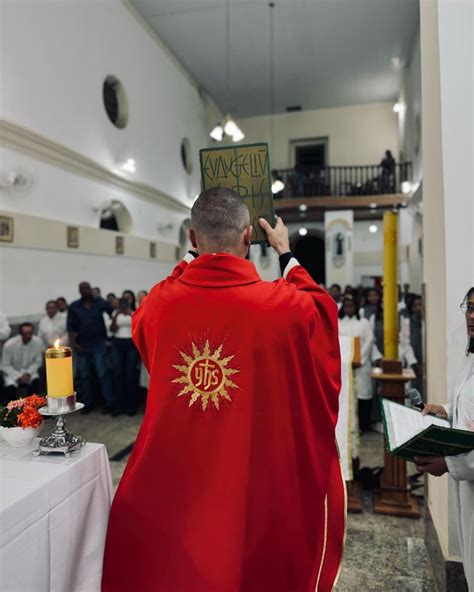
[45,339,74,398]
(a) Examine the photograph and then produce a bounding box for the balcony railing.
[272,162,412,198]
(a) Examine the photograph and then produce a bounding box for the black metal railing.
[272,162,412,198]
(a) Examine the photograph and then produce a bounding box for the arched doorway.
[98,200,133,233]
[290,230,326,285]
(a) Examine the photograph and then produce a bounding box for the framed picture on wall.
[67,226,79,248]
[150,242,156,259]
[0,216,14,242]
[116,236,124,255]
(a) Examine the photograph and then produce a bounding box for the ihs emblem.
[172,340,239,411]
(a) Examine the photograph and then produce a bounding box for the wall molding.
[0,119,190,213]
[0,209,176,262]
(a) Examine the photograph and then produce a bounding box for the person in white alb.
[416,287,474,590]
[2,322,44,401]
[37,300,68,347]
[338,295,374,432]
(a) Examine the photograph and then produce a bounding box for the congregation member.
[37,300,68,347]
[67,282,116,414]
[400,294,424,395]
[1,323,43,401]
[137,290,148,306]
[137,290,149,391]
[380,149,395,192]
[56,297,68,317]
[361,287,381,320]
[329,282,343,309]
[0,311,12,360]
[417,287,474,589]
[102,188,345,592]
[110,292,139,415]
[106,292,117,307]
[0,312,12,395]
[92,287,102,299]
[338,294,375,432]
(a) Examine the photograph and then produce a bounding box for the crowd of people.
[0,276,424,427]
[326,281,424,432]
[0,284,149,415]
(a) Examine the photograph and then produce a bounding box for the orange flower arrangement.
[0,395,46,429]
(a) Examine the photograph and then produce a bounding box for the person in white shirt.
[110,293,140,416]
[0,311,12,361]
[1,323,44,401]
[136,291,150,391]
[38,300,68,348]
[338,295,375,432]
[0,312,12,398]
[416,287,474,590]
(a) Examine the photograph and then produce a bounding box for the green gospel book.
[381,398,474,462]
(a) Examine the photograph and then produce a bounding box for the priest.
[102,187,345,592]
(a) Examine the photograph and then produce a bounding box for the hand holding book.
[381,399,474,462]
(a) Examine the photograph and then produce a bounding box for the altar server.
[102,187,345,592]
[416,287,474,589]
[338,295,374,432]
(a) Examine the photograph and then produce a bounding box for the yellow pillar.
[383,211,399,360]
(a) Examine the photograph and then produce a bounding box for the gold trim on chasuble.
[314,456,348,592]
[172,339,239,411]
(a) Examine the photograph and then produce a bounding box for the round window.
[103,75,128,129]
[181,138,193,174]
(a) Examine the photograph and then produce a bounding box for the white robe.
[338,316,374,400]
[444,353,474,589]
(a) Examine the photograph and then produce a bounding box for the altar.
[0,440,112,592]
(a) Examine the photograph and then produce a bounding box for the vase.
[2,426,40,447]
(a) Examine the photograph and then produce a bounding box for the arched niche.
[99,200,133,233]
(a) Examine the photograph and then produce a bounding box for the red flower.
[17,404,43,429]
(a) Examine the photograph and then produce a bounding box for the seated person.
[1,323,44,401]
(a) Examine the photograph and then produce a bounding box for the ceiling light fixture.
[299,204,308,212]
[299,227,308,236]
[369,224,378,234]
[391,56,402,69]
[208,1,245,143]
[120,158,136,173]
[271,179,285,194]
[268,2,284,193]
[393,102,402,114]
[369,202,377,209]
[209,124,224,142]
[401,181,412,194]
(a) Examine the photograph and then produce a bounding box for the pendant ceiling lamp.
[268,2,284,194]
[209,0,245,143]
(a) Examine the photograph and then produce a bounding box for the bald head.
[190,187,252,255]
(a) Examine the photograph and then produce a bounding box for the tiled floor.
[58,408,436,591]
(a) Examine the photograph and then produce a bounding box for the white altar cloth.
[0,440,113,592]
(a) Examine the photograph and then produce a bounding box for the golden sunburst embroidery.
[172,339,239,411]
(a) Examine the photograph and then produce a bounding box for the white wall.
[0,0,223,319]
[421,0,474,563]
[238,102,399,169]
[0,0,215,205]
[0,246,174,320]
[397,31,423,183]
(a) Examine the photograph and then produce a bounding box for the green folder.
[381,398,474,462]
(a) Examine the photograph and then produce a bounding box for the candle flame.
[54,339,61,349]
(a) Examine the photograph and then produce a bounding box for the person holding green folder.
[415,287,474,589]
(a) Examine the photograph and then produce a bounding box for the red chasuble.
[102,254,345,592]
